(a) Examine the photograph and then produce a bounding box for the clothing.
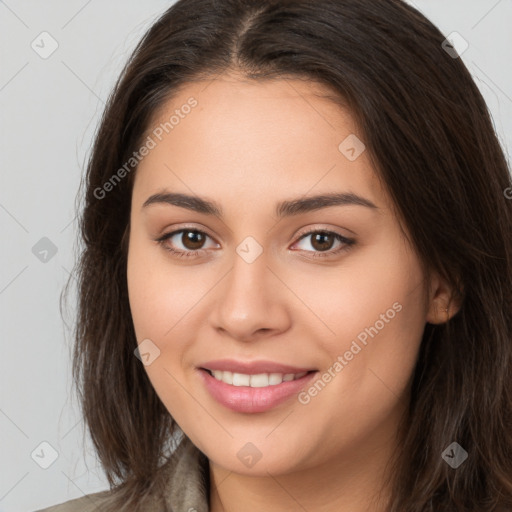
[34,436,210,512]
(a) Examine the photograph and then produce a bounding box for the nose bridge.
[211,236,289,339]
[224,240,271,315]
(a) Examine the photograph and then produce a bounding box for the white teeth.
[250,373,269,387]
[232,373,250,386]
[269,373,284,385]
[209,370,309,387]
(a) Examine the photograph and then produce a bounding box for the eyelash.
[155,227,355,260]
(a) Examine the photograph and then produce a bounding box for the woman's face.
[127,74,444,477]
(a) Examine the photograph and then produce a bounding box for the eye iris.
[311,232,334,251]
[183,231,205,250]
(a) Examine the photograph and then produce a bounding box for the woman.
[38,0,512,510]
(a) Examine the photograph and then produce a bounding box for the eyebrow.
[142,191,379,218]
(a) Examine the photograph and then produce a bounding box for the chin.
[200,436,313,477]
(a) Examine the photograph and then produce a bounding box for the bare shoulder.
[34,489,112,512]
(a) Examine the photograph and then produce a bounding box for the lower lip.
[198,368,318,413]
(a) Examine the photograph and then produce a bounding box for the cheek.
[126,236,199,417]
[288,239,427,402]
[127,231,205,341]
[286,241,426,349]
[288,253,426,451]
[334,249,426,402]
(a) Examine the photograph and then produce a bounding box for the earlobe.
[425,273,463,325]
[426,302,452,325]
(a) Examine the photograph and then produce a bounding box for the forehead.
[133,74,387,213]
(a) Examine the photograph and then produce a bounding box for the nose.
[209,246,291,342]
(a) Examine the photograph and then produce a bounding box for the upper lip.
[199,359,316,375]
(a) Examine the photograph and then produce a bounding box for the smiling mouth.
[201,368,317,388]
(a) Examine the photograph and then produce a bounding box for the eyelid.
[156,225,220,250]
[157,223,354,242]
[290,227,355,255]
[294,224,354,240]
[156,223,218,242]
[155,224,355,259]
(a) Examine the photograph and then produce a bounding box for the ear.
[425,271,463,325]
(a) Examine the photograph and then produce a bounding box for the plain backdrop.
[0,1,511,511]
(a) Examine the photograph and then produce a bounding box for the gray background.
[1,1,511,511]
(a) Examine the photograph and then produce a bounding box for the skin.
[126,72,458,512]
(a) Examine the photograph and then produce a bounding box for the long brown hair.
[62,0,512,510]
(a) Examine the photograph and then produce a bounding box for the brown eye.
[292,229,355,259]
[155,228,219,259]
[309,232,336,252]
[181,230,206,250]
